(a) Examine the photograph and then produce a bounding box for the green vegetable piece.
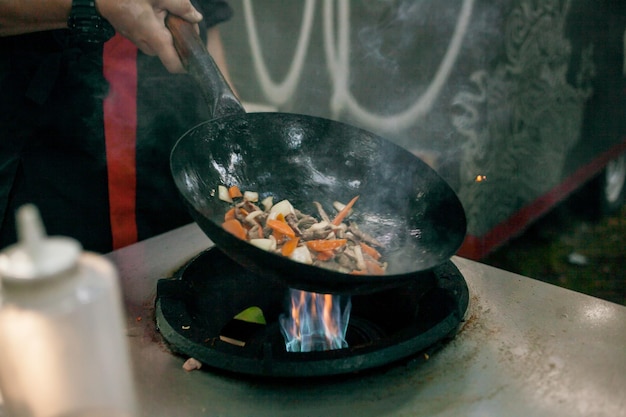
[234,306,266,325]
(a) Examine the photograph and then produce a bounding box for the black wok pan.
[167,16,466,294]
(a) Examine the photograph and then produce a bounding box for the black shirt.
[0,1,232,252]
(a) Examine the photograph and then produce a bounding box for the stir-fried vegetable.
[222,218,247,240]
[331,196,359,226]
[218,186,388,275]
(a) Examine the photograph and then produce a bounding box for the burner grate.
[155,248,469,377]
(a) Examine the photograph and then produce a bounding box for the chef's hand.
[96,0,202,73]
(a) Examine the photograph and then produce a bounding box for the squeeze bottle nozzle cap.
[0,204,82,281]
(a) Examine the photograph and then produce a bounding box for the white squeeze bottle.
[0,205,137,417]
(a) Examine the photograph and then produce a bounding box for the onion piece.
[218,185,233,203]
[332,201,345,212]
[269,199,296,220]
[261,196,274,211]
[244,191,259,202]
[249,238,276,252]
[289,245,313,265]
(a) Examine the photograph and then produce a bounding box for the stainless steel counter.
[108,223,626,417]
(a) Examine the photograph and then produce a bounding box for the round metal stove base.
[155,248,469,377]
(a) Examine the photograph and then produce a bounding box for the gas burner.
[155,248,469,377]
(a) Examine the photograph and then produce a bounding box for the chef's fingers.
[133,23,188,74]
[158,0,203,23]
[97,0,203,73]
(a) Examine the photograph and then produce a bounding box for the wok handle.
[165,14,245,119]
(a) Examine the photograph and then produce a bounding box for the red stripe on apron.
[103,35,138,249]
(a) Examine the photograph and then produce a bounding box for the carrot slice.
[305,239,347,252]
[360,242,381,260]
[332,196,359,226]
[222,219,247,240]
[224,207,236,221]
[271,230,285,243]
[281,237,300,257]
[365,259,385,275]
[228,185,243,199]
[315,250,335,261]
[267,219,295,238]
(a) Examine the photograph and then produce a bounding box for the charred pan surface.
[170,113,466,294]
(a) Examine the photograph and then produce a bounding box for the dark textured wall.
[219,0,626,238]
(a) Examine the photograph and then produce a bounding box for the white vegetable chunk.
[269,199,295,219]
[249,238,276,252]
[218,185,233,203]
[289,245,313,265]
[261,196,274,211]
[244,191,259,202]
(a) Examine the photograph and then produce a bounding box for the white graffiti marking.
[324,0,475,132]
[242,0,316,106]
[243,0,475,133]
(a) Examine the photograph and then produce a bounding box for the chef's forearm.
[0,0,71,36]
